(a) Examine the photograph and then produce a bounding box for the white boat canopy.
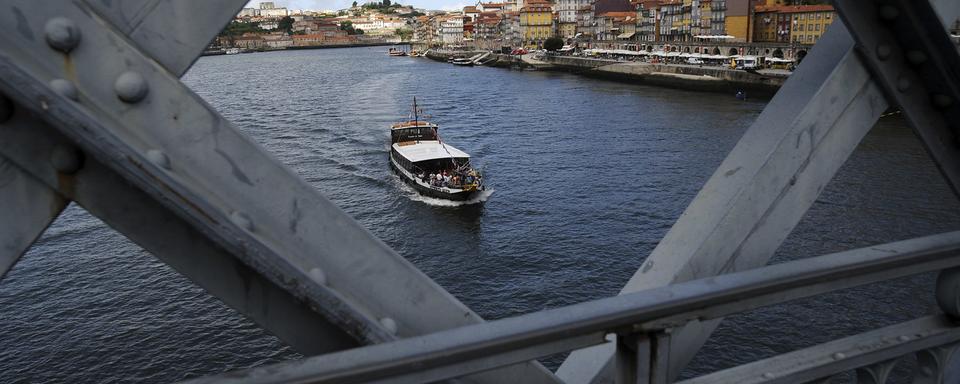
[394,141,471,163]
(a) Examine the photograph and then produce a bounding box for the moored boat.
[388,47,408,56]
[389,99,485,201]
[451,57,474,66]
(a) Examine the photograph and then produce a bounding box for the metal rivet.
[876,43,892,60]
[921,366,935,377]
[309,268,328,286]
[833,352,846,360]
[50,144,83,174]
[932,93,954,109]
[230,211,254,232]
[146,149,170,170]
[898,335,911,342]
[762,372,775,379]
[380,317,398,334]
[44,17,81,53]
[896,75,911,92]
[114,71,148,103]
[879,5,899,21]
[49,78,78,101]
[0,94,12,123]
[907,50,928,65]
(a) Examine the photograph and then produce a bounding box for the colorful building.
[787,5,835,45]
[752,4,836,45]
[520,0,554,46]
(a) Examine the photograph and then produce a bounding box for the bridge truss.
[0,0,958,383]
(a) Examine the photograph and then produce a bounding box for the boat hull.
[389,157,481,201]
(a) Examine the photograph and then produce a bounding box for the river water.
[1,46,958,383]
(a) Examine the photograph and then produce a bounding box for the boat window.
[392,127,438,143]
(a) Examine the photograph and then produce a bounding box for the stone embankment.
[420,50,788,97]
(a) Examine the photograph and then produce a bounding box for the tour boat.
[388,47,408,56]
[389,98,485,201]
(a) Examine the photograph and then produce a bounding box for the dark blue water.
[1,46,957,383]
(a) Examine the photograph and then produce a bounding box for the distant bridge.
[1,0,959,383]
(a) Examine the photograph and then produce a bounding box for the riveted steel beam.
[833,0,960,197]
[0,102,359,353]
[178,231,960,384]
[82,0,248,76]
[559,23,889,384]
[0,92,67,279]
[0,2,558,382]
[0,156,67,279]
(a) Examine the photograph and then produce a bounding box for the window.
[826,13,831,19]
[815,24,820,31]
[800,13,805,20]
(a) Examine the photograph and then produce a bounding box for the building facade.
[520,0,554,46]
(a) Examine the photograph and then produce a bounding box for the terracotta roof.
[599,11,635,17]
[464,6,478,12]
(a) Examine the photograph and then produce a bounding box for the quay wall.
[546,56,787,97]
[420,51,786,97]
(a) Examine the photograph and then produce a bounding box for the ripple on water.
[1,47,957,383]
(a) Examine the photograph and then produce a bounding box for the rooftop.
[394,141,471,163]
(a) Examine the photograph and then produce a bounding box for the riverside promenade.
[423,49,789,97]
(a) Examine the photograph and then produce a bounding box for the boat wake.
[392,175,494,206]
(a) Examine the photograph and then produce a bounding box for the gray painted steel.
[0,108,360,354]
[559,23,889,384]
[84,0,249,77]
[0,156,66,279]
[0,1,558,382]
[833,0,960,197]
[179,231,960,384]
[676,316,960,384]
[2,0,960,383]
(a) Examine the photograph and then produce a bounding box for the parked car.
[686,57,704,65]
[510,48,529,55]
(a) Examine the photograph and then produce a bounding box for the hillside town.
[210,1,419,52]
[415,0,838,62]
[213,0,843,63]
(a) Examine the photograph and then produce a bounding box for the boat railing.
[188,231,960,383]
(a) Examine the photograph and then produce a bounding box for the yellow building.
[724,0,752,41]
[787,5,835,45]
[520,0,554,46]
[558,21,576,38]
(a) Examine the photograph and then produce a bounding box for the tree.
[352,1,358,7]
[543,36,563,51]
[383,0,391,6]
[278,16,294,34]
[339,20,364,35]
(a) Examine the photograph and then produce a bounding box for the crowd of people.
[417,168,480,189]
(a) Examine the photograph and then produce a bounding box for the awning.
[617,32,635,39]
